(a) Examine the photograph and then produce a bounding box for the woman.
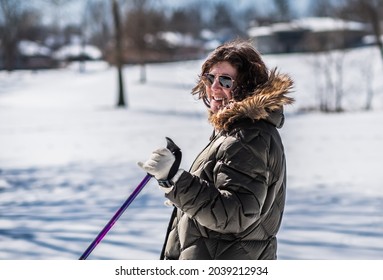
[138,39,294,260]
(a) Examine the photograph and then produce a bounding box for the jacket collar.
[208,69,294,132]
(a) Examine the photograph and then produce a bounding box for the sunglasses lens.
[205,74,215,85]
[219,76,233,88]
[203,73,233,89]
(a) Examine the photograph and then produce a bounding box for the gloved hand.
[138,137,182,185]
[138,147,175,180]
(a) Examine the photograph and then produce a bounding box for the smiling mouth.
[213,96,226,101]
[211,96,229,110]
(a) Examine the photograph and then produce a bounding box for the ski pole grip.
[165,137,182,179]
[165,137,180,154]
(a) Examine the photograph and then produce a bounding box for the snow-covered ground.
[1,46,383,260]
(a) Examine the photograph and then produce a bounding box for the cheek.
[226,90,233,100]
[205,87,213,98]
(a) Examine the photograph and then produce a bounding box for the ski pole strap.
[165,137,182,180]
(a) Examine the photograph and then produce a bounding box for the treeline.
[1,0,382,69]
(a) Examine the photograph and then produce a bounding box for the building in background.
[248,17,370,54]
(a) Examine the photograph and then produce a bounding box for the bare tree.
[359,49,376,110]
[125,0,151,83]
[78,0,110,73]
[310,54,330,112]
[0,0,23,71]
[124,0,170,83]
[112,0,126,107]
[272,0,293,21]
[307,25,350,112]
[363,63,375,110]
[78,0,90,73]
[308,0,336,17]
[210,2,241,35]
[333,51,346,112]
[168,6,203,37]
[0,0,46,70]
[336,0,382,110]
[310,51,347,112]
[43,0,76,49]
[338,0,383,65]
[86,0,111,56]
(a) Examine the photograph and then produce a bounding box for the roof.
[53,44,102,60]
[248,17,367,37]
[18,40,51,56]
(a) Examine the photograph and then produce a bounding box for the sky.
[36,0,313,26]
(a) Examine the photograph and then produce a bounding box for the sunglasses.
[203,73,235,89]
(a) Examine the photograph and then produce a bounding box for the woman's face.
[205,61,237,113]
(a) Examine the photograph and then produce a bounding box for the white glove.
[138,148,175,180]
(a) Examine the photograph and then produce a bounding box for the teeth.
[214,97,224,101]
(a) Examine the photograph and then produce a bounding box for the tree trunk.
[112,0,126,108]
[139,63,146,84]
[3,41,17,71]
[366,3,383,71]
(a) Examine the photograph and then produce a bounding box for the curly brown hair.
[192,39,269,108]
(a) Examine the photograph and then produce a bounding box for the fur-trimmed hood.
[209,69,294,131]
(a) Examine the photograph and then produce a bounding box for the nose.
[211,77,221,90]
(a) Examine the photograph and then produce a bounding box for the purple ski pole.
[79,137,181,260]
[79,174,152,260]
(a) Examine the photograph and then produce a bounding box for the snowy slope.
[0,47,382,260]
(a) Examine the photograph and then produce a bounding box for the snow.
[0,46,383,260]
[18,40,52,56]
[294,17,367,32]
[17,40,102,61]
[248,17,367,37]
[158,32,199,47]
[53,44,103,60]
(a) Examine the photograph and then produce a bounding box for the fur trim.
[209,69,294,131]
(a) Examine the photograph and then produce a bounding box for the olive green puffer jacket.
[160,70,294,260]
